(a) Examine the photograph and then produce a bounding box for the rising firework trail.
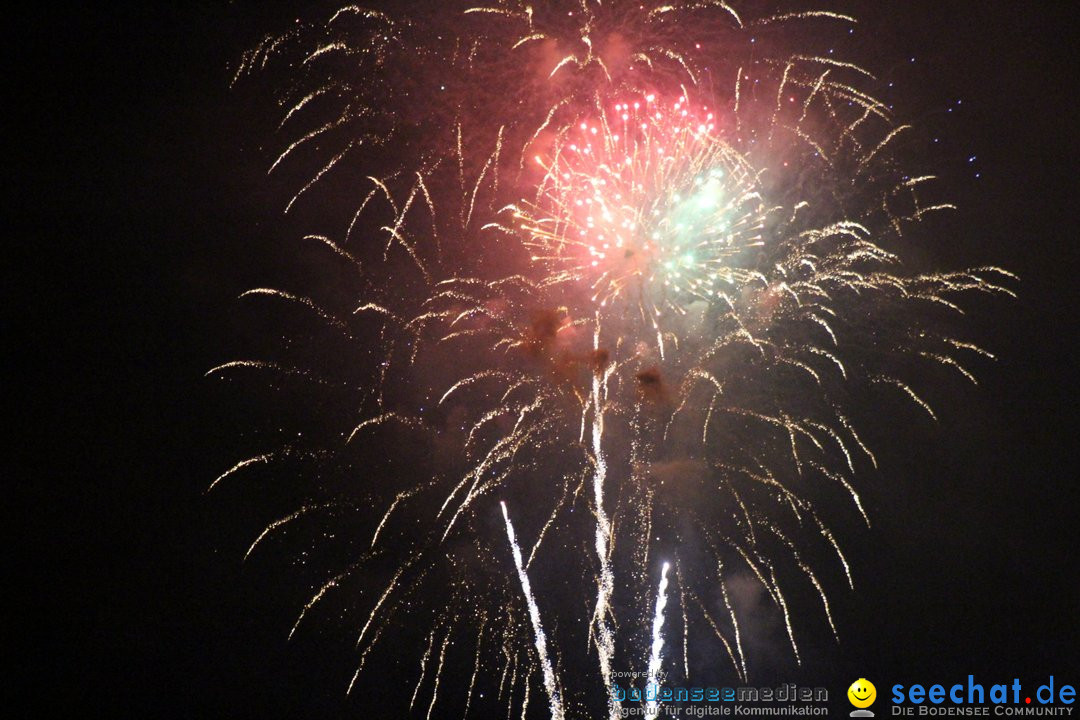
[502,500,565,720]
[213,2,1015,717]
[645,562,671,720]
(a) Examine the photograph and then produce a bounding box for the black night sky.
[13,2,1079,718]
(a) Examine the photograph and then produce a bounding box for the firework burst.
[213,2,1014,718]
[515,94,769,329]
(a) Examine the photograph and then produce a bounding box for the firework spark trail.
[425,629,453,720]
[370,490,412,547]
[770,567,801,666]
[464,629,483,719]
[676,561,689,680]
[242,503,335,562]
[693,591,744,682]
[290,559,363,641]
[410,628,437,712]
[526,479,571,570]
[645,562,671,720]
[501,501,564,720]
[207,453,271,493]
[590,321,621,720]
[346,619,386,695]
[519,676,531,720]
[718,566,747,682]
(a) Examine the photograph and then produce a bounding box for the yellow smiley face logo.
[848,679,877,708]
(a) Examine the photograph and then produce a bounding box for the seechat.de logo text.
[891,676,1075,716]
